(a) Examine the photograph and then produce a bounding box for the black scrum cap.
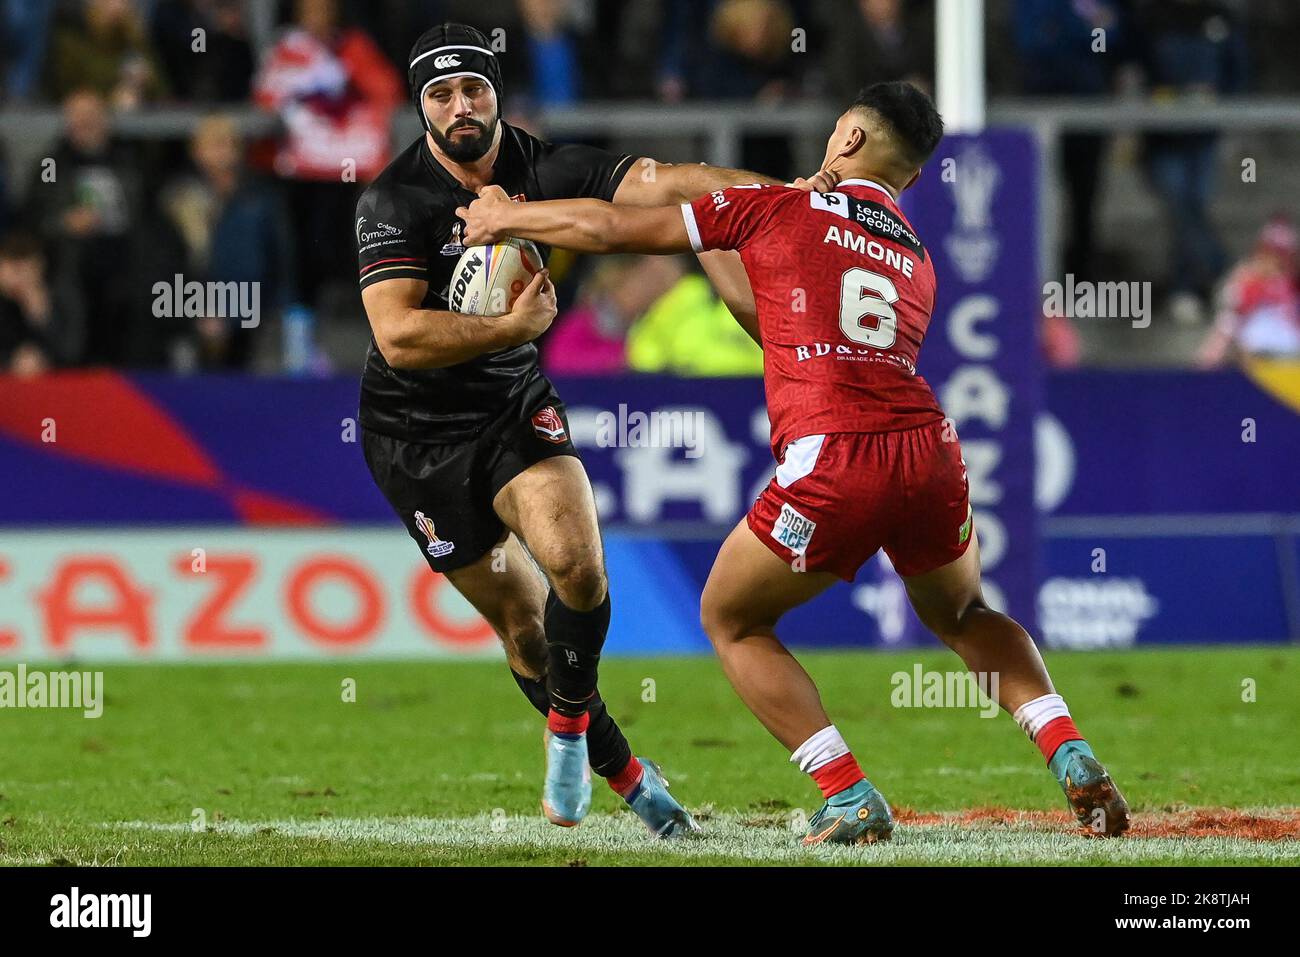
[407,23,502,132]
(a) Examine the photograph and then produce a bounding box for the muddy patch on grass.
[893,806,1300,841]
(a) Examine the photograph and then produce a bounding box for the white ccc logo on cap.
[433,54,461,69]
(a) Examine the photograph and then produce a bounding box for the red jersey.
[682,179,944,454]
[1215,262,1300,340]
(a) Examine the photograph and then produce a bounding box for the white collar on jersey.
[836,178,895,199]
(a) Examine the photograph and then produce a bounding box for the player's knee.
[916,593,988,642]
[548,556,607,612]
[699,588,745,649]
[946,593,994,632]
[914,605,960,642]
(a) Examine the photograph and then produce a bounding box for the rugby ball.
[448,238,542,317]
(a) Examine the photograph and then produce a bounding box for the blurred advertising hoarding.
[0,524,1292,661]
[0,528,708,661]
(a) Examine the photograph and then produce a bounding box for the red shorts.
[747,420,972,581]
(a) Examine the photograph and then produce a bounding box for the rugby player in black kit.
[355,23,793,837]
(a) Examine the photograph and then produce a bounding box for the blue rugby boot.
[541,729,591,827]
[1052,742,1131,837]
[803,778,894,846]
[623,758,700,838]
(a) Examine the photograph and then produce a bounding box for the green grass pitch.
[2,647,1297,866]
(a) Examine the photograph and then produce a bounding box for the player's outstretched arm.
[683,169,838,348]
[612,159,779,206]
[612,159,842,206]
[361,271,556,369]
[459,187,692,256]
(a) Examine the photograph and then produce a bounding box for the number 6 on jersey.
[839,266,899,349]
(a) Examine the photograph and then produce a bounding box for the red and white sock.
[1012,693,1084,763]
[547,708,589,736]
[791,725,865,800]
[607,755,645,798]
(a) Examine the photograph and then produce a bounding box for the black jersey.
[355,123,635,441]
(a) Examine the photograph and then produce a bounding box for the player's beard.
[431,115,499,163]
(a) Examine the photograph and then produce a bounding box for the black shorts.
[362,379,579,573]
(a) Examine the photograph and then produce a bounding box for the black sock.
[510,668,550,717]
[509,669,633,779]
[544,590,611,718]
[585,690,634,779]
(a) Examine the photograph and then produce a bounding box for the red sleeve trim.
[360,257,427,276]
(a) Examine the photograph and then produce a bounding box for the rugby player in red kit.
[460,82,1130,845]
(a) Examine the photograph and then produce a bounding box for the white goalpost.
[936,0,986,133]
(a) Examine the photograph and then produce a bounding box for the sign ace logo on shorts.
[414,510,455,558]
[772,502,816,556]
[531,406,568,444]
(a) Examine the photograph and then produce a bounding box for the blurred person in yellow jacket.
[626,268,764,375]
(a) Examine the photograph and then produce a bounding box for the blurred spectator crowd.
[1,0,1299,377]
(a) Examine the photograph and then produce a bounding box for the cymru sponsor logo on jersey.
[771,501,816,556]
[356,217,402,247]
[414,510,455,558]
[531,406,567,444]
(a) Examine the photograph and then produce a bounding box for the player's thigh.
[701,519,839,643]
[900,529,986,637]
[361,427,506,575]
[882,419,977,624]
[751,433,894,581]
[444,531,550,677]
[362,428,551,673]
[492,454,605,597]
